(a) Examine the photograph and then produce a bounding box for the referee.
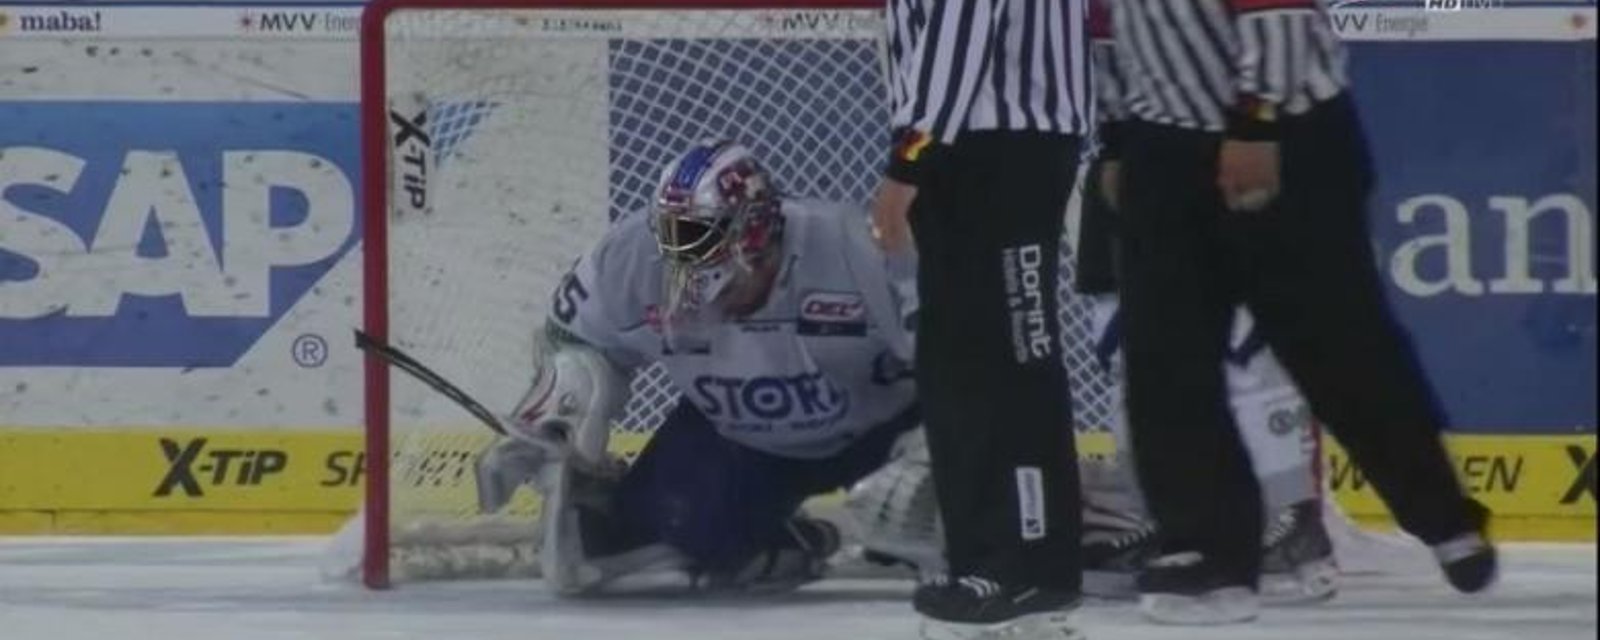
[868,0,1090,636]
[1103,0,1498,623]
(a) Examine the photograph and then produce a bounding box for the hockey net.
[352,0,1116,589]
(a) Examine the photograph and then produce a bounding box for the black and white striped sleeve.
[887,0,1003,185]
[1224,0,1323,139]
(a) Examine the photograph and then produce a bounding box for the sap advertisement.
[0,99,365,427]
[0,103,360,367]
[0,2,1593,437]
[1352,36,1596,434]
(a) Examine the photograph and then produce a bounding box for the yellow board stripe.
[0,429,1591,541]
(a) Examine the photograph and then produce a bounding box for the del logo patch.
[799,291,866,336]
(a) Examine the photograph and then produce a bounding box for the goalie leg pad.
[843,428,947,576]
[614,402,920,578]
[613,400,811,573]
[538,452,685,595]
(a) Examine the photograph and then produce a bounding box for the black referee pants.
[1117,96,1483,584]
[909,131,1083,589]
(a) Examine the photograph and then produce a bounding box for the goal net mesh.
[364,4,1114,582]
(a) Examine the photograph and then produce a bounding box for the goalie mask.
[651,140,784,326]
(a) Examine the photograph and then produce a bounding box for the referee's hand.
[871,177,918,253]
[1098,159,1122,212]
[1218,139,1280,213]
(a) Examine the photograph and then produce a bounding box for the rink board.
[0,428,1592,540]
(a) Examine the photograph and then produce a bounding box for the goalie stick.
[354,329,509,437]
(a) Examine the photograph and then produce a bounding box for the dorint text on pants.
[1003,243,1052,363]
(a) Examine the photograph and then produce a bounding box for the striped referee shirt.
[885,0,1091,184]
[1104,0,1350,138]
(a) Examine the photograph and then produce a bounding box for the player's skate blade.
[1137,552,1259,625]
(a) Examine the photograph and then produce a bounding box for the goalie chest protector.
[549,198,918,460]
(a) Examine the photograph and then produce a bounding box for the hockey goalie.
[475,139,925,595]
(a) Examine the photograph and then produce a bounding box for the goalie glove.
[507,331,628,463]
[476,333,628,514]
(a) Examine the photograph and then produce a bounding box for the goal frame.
[358,0,886,590]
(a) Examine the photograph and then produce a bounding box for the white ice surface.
[0,538,1592,640]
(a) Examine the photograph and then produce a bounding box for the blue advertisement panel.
[0,4,1592,438]
[0,102,361,368]
[1350,41,1596,432]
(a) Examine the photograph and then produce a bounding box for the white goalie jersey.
[548,199,919,460]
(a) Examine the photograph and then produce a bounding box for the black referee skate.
[1433,500,1498,594]
[1136,552,1260,625]
[1259,500,1338,605]
[914,575,1084,640]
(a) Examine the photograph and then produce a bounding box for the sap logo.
[154,438,289,497]
[0,148,352,318]
[0,102,360,367]
[690,371,849,422]
[0,148,355,364]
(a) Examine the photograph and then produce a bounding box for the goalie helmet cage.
[359,0,1116,590]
